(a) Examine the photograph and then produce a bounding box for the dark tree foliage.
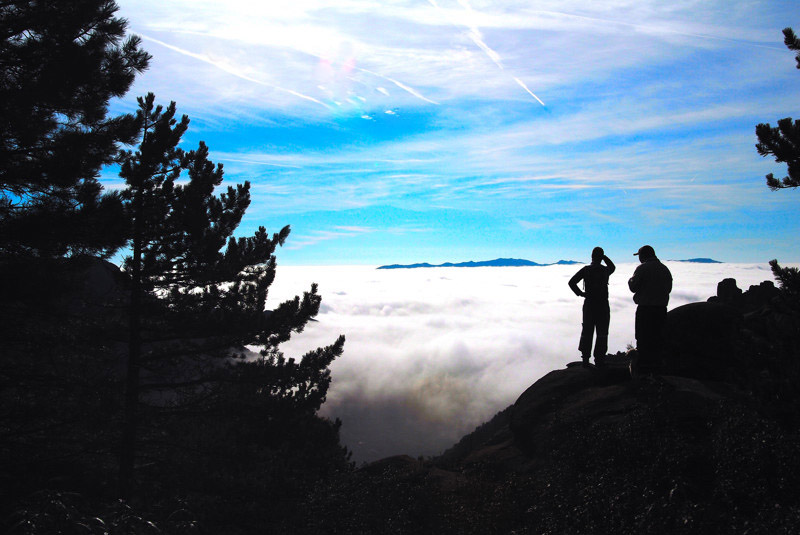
[0,0,150,258]
[756,28,800,300]
[0,257,129,528]
[755,117,800,190]
[755,28,800,191]
[784,26,800,69]
[0,0,147,523]
[115,94,348,514]
[1,3,351,530]
[770,258,800,296]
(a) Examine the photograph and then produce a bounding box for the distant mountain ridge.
[377,257,722,269]
[671,257,722,263]
[377,258,581,269]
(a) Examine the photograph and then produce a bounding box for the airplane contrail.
[513,77,545,106]
[467,31,504,70]
[139,34,330,109]
[457,0,504,70]
[354,65,440,105]
[428,0,546,107]
[151,29,439,107]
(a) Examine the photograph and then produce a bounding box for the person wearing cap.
[628,245,672,376]
[568,247,615,367]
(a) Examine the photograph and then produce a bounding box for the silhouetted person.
[628,245,672,376]
[569,247,615,367]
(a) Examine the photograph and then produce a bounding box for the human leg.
[579,301,596,364]
[593,301,610,365]
[634,305,666,374]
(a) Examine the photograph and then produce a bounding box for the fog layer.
[269,262,774,463]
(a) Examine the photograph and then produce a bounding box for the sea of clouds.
[267,262,776,463]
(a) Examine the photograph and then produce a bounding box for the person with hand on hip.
[569,247,615,367]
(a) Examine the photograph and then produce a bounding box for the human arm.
[603,255,616,275]
[665,266,673,295]
[628,265,641,293]
[568,268,586,297]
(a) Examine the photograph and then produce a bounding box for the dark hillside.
[1,257,351,534]
[301,279,800,534]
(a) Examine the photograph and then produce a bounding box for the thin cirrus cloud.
[268,262,778,463]
[138,34,330,109]
[120,0,446,112]
[111,0,799,265]
[284,226,376,250]
[427,0,547,106]
[118,0,783,114]
[220,111,775,216]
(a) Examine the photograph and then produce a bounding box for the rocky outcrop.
[708,277,780,313]
[509,361,733,456]
[662,301,744,380]
[307,355,799,534]
[305,278,800,534]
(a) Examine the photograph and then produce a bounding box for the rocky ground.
[299,280,800,534]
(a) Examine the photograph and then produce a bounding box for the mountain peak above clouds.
[670,258,722,263]
[377,258,580,269]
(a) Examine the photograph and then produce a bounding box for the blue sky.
[105,0,800,265]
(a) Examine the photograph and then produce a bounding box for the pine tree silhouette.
[756,28,800,297]
[0,0,150,258]
[116,93,346,499]
[755,28,800,191]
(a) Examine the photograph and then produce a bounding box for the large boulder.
[62,256,129,315]
[708,277,780,314]
[508,360,738,460]
[714,277,742,304]
[662,301,744,380]
[741,280,781,312]
[509,361,632,458]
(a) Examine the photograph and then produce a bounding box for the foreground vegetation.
[1,2,350,532]
[2,2,799,533]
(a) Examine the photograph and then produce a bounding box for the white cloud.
[117,0,793,116]
[111,1,798,242]
[266,261,778,462]
[217,109,785,225]
[139,34,330,109]
[284,226,375,250]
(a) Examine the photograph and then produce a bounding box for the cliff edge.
[302,279,800,534]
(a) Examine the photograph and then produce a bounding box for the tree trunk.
[118,187,143,500]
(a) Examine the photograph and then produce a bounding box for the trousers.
[579,299,610,360]
[634,305,667,373]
